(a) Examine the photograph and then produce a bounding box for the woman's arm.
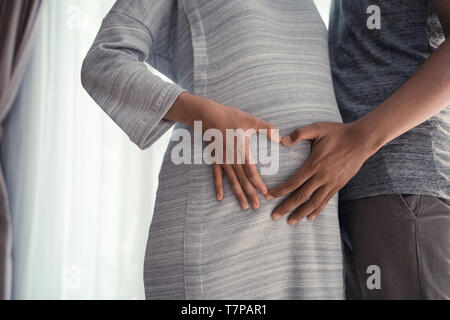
[81,0,184,150]
[269,1,450,225]
[82,0,279,209]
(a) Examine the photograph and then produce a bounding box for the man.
[269,1,449,299]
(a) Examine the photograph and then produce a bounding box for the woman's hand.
[165,92,281,210]
[269,121,378,225]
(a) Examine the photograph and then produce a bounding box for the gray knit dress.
[82,0,344,300]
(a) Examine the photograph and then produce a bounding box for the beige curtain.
[0,0,42,300]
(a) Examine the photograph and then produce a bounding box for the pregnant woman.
[82,0,344,299]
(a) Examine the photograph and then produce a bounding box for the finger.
[282,123,322,146]
[243,149,269,197]
[272,178,319,220]
[223,165,249,210]
[269,160,315,199]
[213,164,224,201]
[234,164,260,210]
[257,120,281,143]
[243,162,269,198]
[308,187,339,222]
[287,185,329,225]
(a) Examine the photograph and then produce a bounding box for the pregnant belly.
[164,58,342,215]
[175,134,340,299]
[204,65,342,134]
[163,82,342,205]
[155,111,341,298]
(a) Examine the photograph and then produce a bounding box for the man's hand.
[269,122,377,225]
[270,0,449,226]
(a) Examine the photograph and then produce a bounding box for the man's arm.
[357,0,449,152]
[269,1,450,225]
[434,0,450,37]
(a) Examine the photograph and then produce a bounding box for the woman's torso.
[147,0,344,299]
[173,0,341,127]
[165,0,342,186]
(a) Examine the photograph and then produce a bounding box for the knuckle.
[278,204,289,214]
[284,200,297,211]
[327,175,339,186]
[309,160,321,172]
[247,171,257,180]
[291,212,302,222]
[286,182,299,191]
[318,203,327,212]
[294,192,307,204]
[316,169,329,180]
[309,198,321,208]
[230,181,239,188]
[246,187,257,196]
[270,189,281,197]
[243,181,254,191]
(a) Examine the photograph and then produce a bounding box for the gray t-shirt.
[329,0,449,201]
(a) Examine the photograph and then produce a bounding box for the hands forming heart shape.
[213,121,377,226]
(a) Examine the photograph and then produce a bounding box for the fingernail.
[272,213,281,221]
[288,220,297,226]
[242,202,249,210]
[252,202,259,210]
[310,215,316,221]
[217,193,223,201]
[282,136,291,146]
[270,130,281,143]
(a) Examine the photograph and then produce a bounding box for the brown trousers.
[339,194,450,300]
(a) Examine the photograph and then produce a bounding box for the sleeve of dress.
[81,0,186,150]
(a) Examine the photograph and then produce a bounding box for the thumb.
[282,123,322,146]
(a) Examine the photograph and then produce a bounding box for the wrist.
[351,118,389,157]
[166,92,213,126]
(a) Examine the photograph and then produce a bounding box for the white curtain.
[314,0,331,28]
[1,0,332,300]
[2,0,172,300]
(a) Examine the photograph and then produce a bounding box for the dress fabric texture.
[82,0,344,300]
